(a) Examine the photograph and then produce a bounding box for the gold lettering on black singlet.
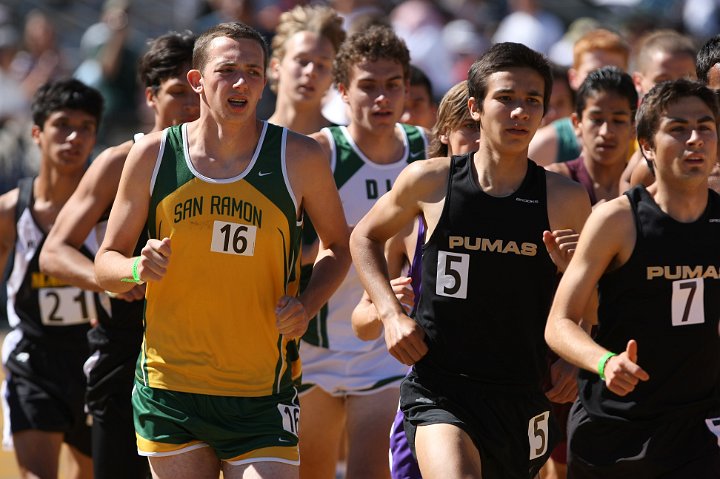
[31,272,69,289]
[448,235,537,256]
[646,265,720,280]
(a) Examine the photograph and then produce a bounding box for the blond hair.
[429,80,476,158]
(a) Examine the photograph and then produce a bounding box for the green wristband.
[120,257,144,284]
[597,352,617,380]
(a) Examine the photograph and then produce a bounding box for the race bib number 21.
[38,288,94,326]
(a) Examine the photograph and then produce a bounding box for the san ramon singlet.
[303,123,427,351]
[579,185,720,422]
[414,153,557,389]
[143,122,302,397]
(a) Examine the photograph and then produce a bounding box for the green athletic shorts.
[132,380,300,465]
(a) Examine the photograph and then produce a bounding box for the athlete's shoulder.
[545,167,588,200]
[543,160,569,177]
[394,156,451,201]
[590,193,633,226]
[545,167,593,231]
[308,128,333,160]
[0,187,19,225]
[93,139,134,169]
[285,129,325,160]
[408,155,451,175]
[85,139,134,184]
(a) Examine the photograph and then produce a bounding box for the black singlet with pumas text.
[414,153,557,390]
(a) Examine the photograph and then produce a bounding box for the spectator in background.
[12,10,67,101]
[683,0,720,41]
[329,0,385,33]
[0,25,36,196]
[0,25,28,128]
[391,0,455,99]
[76,0,144,149]
[441,19,488,88]
[492,0,564,55]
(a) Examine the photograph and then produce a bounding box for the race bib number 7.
[671,278,704,326]
[211,220,257,256]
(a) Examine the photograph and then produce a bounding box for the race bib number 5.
[436,251,469,299]
[528,411,550,460]
[211,220,257,256]
[38,288,95,326]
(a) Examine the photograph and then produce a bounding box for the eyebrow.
[493,88,543,97]
[665,115,716,123]
[357,75,404,82]
[215,59,263,68]
[587,107,631,115]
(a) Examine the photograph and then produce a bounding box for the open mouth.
[228,98,247,108]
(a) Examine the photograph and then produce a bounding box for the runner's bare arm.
[545,197,649,394]
[41,142,137,294]
[95,132,169,292]
[0,189,19,279]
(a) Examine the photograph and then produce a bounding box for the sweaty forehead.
[486,68,544,93]
[207,36,264,65]
[351,59,405,81]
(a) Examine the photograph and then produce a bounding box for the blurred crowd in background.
[0,0,718,194]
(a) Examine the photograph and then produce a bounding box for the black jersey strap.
[15,177,34,224]
[3,177,34,285]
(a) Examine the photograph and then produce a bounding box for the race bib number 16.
[211,220,257,256]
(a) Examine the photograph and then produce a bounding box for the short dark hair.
[409,64,433,99]
[193,22,269,72]
[139,30,196,89]
[31,78,104,129]
[636,79,718,148]
[333,25,410,87]
[696,35,720,85]
[467,42,552,115]
[575,66,637,118]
